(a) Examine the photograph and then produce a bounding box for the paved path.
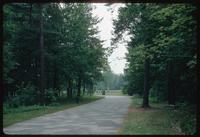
[4,96,131,135]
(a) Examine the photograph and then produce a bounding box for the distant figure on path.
[102,90,105,95]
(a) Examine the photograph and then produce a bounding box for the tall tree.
[38,3,45,105]
[113,3,197,106]
[3,3,107,105]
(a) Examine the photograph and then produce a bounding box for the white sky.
[91,3,128,75]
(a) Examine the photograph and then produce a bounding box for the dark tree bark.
[53,64,58,90]
[67,79,70,97]
[70,79,74,98]
[39,4,45,105]
[142,58,150,108]
[83,82,86,96]
[76,75,81,103]
[29,3,32,25]
[46,62,50,89]
[70,80,73,98]
[67,78,72,99]
[167,60,176,105]
[0,4,3,103]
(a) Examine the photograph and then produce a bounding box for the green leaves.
[113,3,197,104]
[3,3,107,103]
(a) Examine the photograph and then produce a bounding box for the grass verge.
[119,96,196,135]
[3,96,104,128]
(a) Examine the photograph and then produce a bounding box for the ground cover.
[119,95,196,135]
[3,96,104,127]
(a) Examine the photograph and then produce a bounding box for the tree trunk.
[53,64,58,91]
[89,83,93,96]
[67,78,72,99]
[67,79,70,98]
[167,60,176,105]
[83,82,85,96]
[39,4,45,105]
[76,75,81,103]
[142,58,150,108]
[58,89,60,97]
[29,3,32,25]
[0,3,3,101]
[46,63,50,89]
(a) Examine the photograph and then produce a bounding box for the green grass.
[3,96,104,128]
[119,96,192,135]
[95,90,126,96]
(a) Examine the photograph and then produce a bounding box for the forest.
[95,67,125,90]
[112,3,197,134]
[3,3,108,106]
[3,3,197,135]
[113,3,197,107]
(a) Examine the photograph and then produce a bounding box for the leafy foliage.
[113,3,197,134]
[113,3,197,104]
[8,82,37,107]
[95,66,125,90]
[3,3,107,105]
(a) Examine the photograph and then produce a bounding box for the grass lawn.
[119,95,196,135]
[3,96,104,128]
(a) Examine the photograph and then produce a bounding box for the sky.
[91,3,128,75]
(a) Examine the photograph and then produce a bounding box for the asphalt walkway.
[4,96,131,135]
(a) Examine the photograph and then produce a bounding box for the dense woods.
[112,4,197,134]
[113,3,197,107]
[3,3,107,106]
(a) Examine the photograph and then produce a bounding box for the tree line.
[3,3,108,106]
[112,3,197,107]
[95,66,125,91]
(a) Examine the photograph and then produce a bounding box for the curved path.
[4,96,131,135]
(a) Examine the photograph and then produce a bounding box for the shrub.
[10,96,21,108]
[15,82,38,106]
[5,82,38,108]
[179,105,196,135]
[49,102,60,106]
[180,116,196,135]
[3,103,10,114]
[122,85,128,94]
[149,80,167,102]
[122,85,134,96]
[44,89,58,105]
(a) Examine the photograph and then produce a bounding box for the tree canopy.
[3,3,108,105]
[112,3,197,106]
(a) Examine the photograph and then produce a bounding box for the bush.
[122,85,128,94]
[49,102,60,106]
[179,104,196,135]
[44,89,58,105]
[15,82,38,106]
[3,103,10,114]
[10,96,21,108]
[149,80,167,102]
[5,82,38,108]
[122,85,134,96]
[180,116,196,135]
